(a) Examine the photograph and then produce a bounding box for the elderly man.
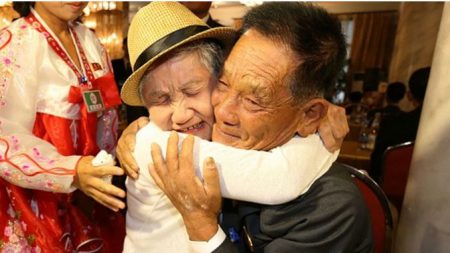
[149,3,373,252]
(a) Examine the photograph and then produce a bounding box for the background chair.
[380,141,414,212]
[341,163,393,253]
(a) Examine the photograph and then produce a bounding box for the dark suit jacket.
[370,106,422,181]
[215,163,373,253]
[367,104,401,124]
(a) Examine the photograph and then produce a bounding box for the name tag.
[82,90,105,113]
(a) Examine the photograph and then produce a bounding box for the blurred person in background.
[112,38,132,89]
[367,81,406,124]
[370,67,430,182]
[180,1,223,27]
[112,37,148,125]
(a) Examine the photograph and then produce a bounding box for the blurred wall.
[389,2,443,110]
[318,2,399,14]
[394,3,450,252]
[210,2,400,28]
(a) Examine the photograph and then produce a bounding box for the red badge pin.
[92,62,102,71]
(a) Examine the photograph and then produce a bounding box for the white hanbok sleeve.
[134,122,338,205]
[0,25,79,193]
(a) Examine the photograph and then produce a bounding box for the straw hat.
[121,2,236,106]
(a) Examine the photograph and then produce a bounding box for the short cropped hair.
[408,67,430,102]
[139,40,224,106]
[386,82,406,103]
[241,2,347,103]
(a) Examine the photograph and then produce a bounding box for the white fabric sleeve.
[0,25,79,193]
[135,122,338,205]
[189,227,226,253]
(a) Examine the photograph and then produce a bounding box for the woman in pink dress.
[0,2,125,252]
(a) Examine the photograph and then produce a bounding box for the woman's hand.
[318,103,349,152]
[73,156,126,212]
[116,116,149,179]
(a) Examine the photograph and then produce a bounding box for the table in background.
[338,140,372,171]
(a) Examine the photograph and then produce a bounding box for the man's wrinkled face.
[141,52,215,140]
[211,29,304,150]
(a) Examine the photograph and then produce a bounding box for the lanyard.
[25,13,95,86]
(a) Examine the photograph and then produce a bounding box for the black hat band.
[133,25,209,71]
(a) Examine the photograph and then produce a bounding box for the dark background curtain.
[349,11,398,83]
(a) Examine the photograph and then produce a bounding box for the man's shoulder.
[316,162,354,182]
[262,162,366,218]
[302,163,357,191]
[256,163,373,252]
[301,163,363,206]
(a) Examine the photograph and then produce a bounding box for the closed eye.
[145,94,170,106]
[243,97,263,111]
[217,79,229,91]
[156,95,170,105]
[183,88,201,97]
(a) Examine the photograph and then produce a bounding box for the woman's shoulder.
[2,17,33,34]
[0,18,38,51]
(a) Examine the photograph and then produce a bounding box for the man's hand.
[149,132,221,241]
[318,103,349,152]
[116,116,149,179]
[73,156,126,212]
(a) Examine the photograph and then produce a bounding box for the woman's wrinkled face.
[35,2,88,22]
[141,52,216,141]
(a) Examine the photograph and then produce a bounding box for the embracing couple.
[116,2,373,253]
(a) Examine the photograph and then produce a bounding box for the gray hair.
[138,40,224,106]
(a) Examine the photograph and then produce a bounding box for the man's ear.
[297,98,329,137]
